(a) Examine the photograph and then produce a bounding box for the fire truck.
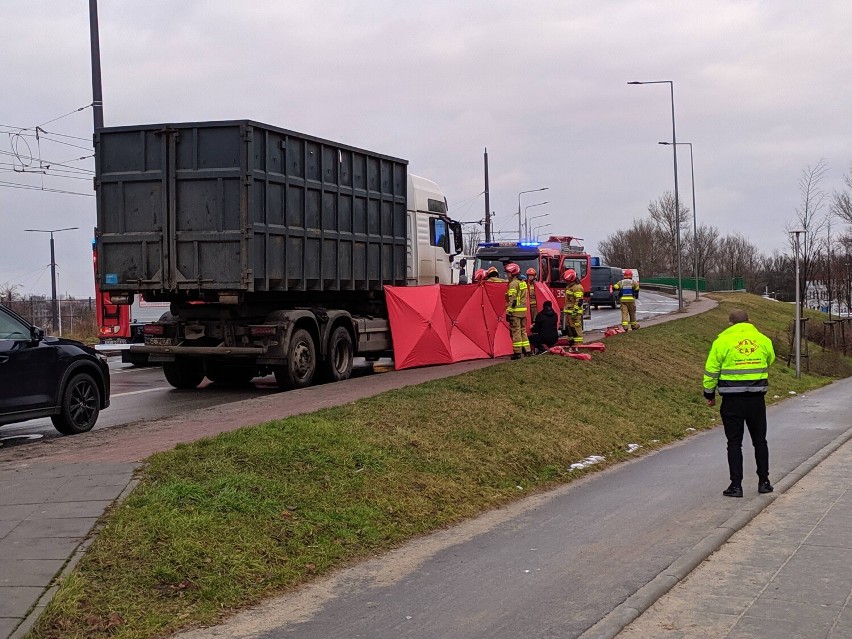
[473,236,592,320]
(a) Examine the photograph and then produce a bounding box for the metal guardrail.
[639,283,678,295]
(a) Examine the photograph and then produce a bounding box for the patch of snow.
[788,390,797,395]
[626,443,640,453]
[685,427,696,432]
[568,454,606,471]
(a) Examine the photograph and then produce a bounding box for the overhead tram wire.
[0,180,94,197]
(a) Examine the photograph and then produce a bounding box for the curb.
[9,476,141,639]
[578,424,852,639]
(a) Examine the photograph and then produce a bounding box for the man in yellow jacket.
[504,263,530,359]
[703,309,776,498]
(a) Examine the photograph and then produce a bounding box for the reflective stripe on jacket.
[562,283,584,314]
[703,322,776,398]
[614,278,639,301]
[506,279,528,316]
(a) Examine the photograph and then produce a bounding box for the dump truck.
[94,120,462,389]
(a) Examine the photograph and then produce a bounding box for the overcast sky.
[2,1,851,298]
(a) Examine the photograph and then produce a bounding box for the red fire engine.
[473,235,592,317]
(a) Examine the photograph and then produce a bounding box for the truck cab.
[406,174,463,285]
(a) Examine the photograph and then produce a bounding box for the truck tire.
[274,328,316,389]
[163,358,204,389]
[51,372,101,435]
[205,363,256,386]
[322,326,354,382]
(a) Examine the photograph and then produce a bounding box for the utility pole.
[484,148,491,242]
[25,228,79,333]
[89,0,104,130]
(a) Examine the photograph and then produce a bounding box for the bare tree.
[757,251,795,301]
[462,225,482,257]
[832,164,852,225]
[787,160,829,311]
[0,282,21,303]
[598,218,664,274]
[683,222,720,279]
[648,191,690,275]
[712,233,762,290]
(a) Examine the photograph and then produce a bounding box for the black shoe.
[511,353,522,360]
[723,483,743,498]
[758,480,773,494]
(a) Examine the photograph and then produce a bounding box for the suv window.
[0,307,30,340]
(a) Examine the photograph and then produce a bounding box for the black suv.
[0,304,110,435]
[590,266,624,309]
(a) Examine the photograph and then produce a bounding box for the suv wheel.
[51,372,100,435]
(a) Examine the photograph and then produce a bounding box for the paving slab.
[618,437,852,639]
[0,586,43,618]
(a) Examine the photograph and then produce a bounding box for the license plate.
[102,338,128,345]
[145,337,173,346]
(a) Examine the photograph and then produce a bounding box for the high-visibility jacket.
[562,283,584,315]
[614,278,639,301]
[528,281,537,309]
[506,279,528,317]
[486,276,506,283]
[703,322,775,399]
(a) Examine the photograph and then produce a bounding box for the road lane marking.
[112,387,171,398]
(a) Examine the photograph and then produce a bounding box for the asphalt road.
[176,378,852,639]
[0,292,675,448]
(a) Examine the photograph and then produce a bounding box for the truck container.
[95,120,462,389]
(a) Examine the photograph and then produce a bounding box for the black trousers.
[720,394,769,484]
[528,333,556,353]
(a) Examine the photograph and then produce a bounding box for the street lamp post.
[532,223,551,240]
[660,141,699,300]
[629,80,683,311]
[517,187,548,241]
[524,203,548,239]
[790,229,805,378]
[24,227,79,333]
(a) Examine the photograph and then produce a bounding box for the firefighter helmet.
[473,268,486,282]
[486,266,499,276]
[505,263,520,276]
[623,269,633,279]
[563,269,577,283]
[526,267,537,278]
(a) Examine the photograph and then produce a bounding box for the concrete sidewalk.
[617,436,852,639]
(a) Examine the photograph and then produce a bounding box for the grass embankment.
[31,294,852,639]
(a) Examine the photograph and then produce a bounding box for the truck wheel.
[51,372,100,435]
[322,326,354,382]
[206,363,256,386]
[274,328,316,389]
[163,358,204,389]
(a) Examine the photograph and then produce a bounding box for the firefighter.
[613,269,640,330]
[562,269,585,349]
[504,263,530,359]
[485,266,505,283]
[472,268,486,283]
[526,268,538,321]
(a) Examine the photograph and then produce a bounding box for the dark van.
[590,266,624,309]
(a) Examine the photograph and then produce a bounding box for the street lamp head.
[627,81,643,85]
[658,141,670,145]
